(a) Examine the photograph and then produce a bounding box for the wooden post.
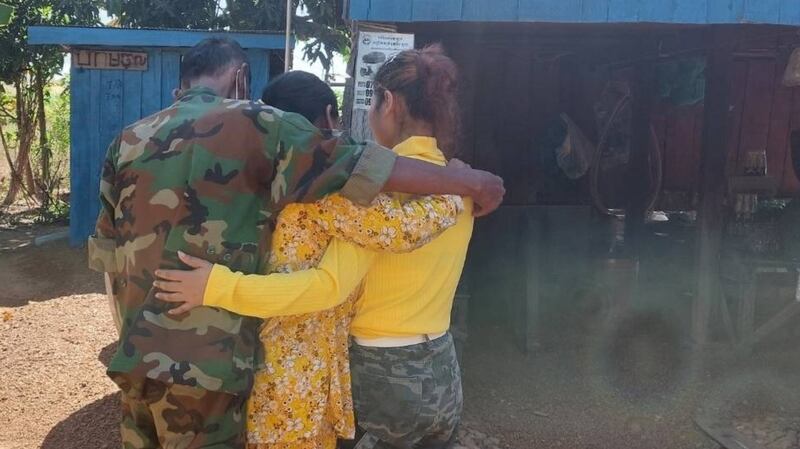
[693,28,736,345]
[522,207,542,353]
[625,42,658,254]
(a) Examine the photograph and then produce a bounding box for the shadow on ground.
[99,342,117,368]
[40,393,121,449]
[0,240,103,307]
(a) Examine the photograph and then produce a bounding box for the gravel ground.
[0,239,118,449]
[1,236,799,449]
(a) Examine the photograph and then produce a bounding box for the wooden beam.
[27,26,286,50]
[521,208,543,353]
[744,300,800,347]
[625,40,658,253]
[695,413,769,449]
[693,27,736,345]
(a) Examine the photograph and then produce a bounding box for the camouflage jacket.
[88,86,396,395]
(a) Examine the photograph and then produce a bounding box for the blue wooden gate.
[28,26,286,245]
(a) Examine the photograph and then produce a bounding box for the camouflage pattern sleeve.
[337,141,397,206]
[268,113,397,210]
[313,193,464,253]
[88,136,121,273]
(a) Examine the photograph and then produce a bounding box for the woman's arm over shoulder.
[313,192,464,253]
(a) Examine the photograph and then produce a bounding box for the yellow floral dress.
[246,192,463,449]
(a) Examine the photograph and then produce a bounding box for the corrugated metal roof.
[28,25,287,50]
[348,0,800,26]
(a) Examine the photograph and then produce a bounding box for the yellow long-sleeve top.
[203,136,469,448]
[204,136,474,337]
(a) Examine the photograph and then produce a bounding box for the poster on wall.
[354,32,414,111]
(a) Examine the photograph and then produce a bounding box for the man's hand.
[449,158,505,217]
[153,252,213,316]
[384,156,505,216]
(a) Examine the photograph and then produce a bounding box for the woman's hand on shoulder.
[153,251,213,316]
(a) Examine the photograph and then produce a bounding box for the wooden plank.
[348,0,371,21]
[161,50,181,109]
[446,38,478,164]
[368,0,413,21]
[95,70,124,235]
[519,0,582,22]
[638,0,673,23]
[693,29,736,346]
[728,175,779,194]
[462,0,518,21]
[83,69,102,243]
[141,49,162,117]
[68,66,92,246]
[608,0,640,22]
[122,70,142,126]
[781,89,800,192]
[737,277,757,351]
[707,0,745,23]
[725,60,749,178]
[28,25,286,49]
[472,47,506,182]
[736,59,776,175]
[747,301,800,346]
[72,49,148,71]
[247,49,268,100]
[345,0,800,24]
[581,0,610,22]
[689,105,705,189]
[412,0,462,21]
[765,48,793,189]
[522,208,543,353]
[744,0,782,24]
[263,51,272,88]
[780,0,800,25]
[664,107,699,190]
[512,46,535,204]
[674,0,708,23]
[625,53,658,250]
[651,107,670,189]
[695,413,769,449]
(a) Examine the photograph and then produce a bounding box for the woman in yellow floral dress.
[244,71,464,449]
[155,59,472,449]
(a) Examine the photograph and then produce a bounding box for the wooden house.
[27,26,287,246]
[343,1,800,350]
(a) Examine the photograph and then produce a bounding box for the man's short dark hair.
[181,37,248,83]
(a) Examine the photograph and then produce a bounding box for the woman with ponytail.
[153,47,474,449]
[342,44,473,449]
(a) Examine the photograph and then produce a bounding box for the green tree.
[106,0,224,29]
[0,3,14,25]
[0,0,101,206]
[293,0,350,79]
[107,0,350,79]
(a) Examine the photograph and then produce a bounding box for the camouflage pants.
[344,333,463,449]
[120,378,246,449]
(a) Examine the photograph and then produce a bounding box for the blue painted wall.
[68,47,272,245]
[348,0,800,24]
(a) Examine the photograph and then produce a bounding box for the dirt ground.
[1,229,799,449]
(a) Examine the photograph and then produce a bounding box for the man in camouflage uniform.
[88,37,504,449]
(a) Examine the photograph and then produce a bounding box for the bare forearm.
[383,157,505,216]
[383,157,474,196]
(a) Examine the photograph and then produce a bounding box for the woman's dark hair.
[261,71,339,125]
[373,44,459,157]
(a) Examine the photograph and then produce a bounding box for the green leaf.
[0,3,14,26]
